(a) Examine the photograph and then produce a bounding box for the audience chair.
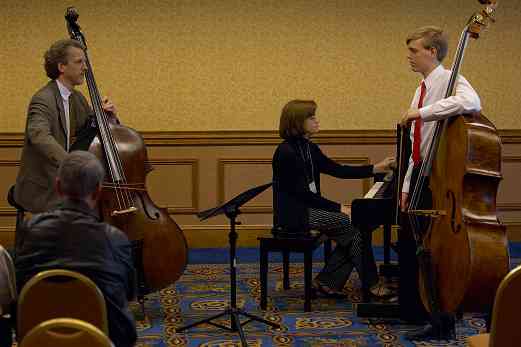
[0,245,16,313]
[468,264,521,347]
[17,269,108,342]
[0,245,16,346]
[258,227,332,312]
[20,318,114,347]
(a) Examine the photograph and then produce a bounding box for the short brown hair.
[57,151,105,200]
[406,26,448,62]
[44,39,85,79]
[279,100,317,140]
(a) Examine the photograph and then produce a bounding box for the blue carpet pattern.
[131,260,521,346]
[133,245,521,346]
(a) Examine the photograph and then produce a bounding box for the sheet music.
[364,182,384,199]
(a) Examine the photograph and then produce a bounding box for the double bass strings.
[407,25,471,242]
[83,52,135,212]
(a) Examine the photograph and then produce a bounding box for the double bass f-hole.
[447,190,461,233]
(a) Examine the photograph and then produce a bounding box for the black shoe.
[404,323,456,341]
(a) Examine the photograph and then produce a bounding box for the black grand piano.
[351,169,401,318]
[349,125,427,320]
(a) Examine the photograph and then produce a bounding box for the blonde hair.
[406,26,448,62]
[278,100,317,139]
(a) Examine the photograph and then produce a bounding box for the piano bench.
[258,229,332,312]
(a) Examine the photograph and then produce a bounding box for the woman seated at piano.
[272,99,395,298]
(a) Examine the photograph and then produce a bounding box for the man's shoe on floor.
[404,324,456,341]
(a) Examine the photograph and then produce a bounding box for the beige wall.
[1,0,521,132]
[1,1,520,248]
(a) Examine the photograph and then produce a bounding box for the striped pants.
[308,208,378,291]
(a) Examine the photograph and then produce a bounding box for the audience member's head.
[56,151,105,207]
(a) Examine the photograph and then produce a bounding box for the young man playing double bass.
[398,26,481,340]
[14,39,118,213]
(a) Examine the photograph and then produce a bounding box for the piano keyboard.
[364,182,384,198]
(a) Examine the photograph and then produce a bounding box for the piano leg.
[357,221,428,320]
[379,224,400,278]
[384,224,391,265]
[360,226,378,302]
[357,225,401,318]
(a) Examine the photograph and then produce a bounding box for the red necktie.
[412,81,426,166]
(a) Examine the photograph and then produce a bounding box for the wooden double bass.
[65,8,188,293]
[405,0,509,316]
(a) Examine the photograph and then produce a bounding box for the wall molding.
[0,208,16,217]
[498,203,521,212]
[216,156,372,214]
[0,160,19,167]
[332,157,372,195]
[217,158,272,213]
[147,158,199,214]
[503,156,521,163]
[1,129,520,147]
[1,130,519,247]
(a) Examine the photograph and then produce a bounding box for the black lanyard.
[297,141,315,184]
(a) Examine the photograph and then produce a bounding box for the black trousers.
[398,167,431,323]
[308,208,378,291]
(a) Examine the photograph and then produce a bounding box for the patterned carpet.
[132,259,498,347]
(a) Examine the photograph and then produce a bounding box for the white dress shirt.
[55,79,73,152]
[402,64,481,193]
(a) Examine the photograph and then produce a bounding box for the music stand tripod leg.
[175,206,280,345]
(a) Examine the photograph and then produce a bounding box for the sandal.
[312,279,347,298]
[369,280,396,298]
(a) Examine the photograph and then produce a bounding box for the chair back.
[489,264,521,347]
[20,318,114,347]
[0,245,16,315]
[17,269,108,342]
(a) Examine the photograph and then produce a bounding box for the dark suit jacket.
[15,199,137,347]
[15,80,92,213]
[272,137,375,232]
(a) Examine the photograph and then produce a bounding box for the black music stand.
[176,182,280,346]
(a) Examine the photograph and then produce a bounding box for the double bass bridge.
[111,206,138,217]
[408,209,447,218]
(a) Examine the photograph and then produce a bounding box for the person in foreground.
[272,99,395,298]
[399,26,481,341]
[15,151,137,347]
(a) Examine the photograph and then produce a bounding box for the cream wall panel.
[217,159,272,213]
[1,0,520,132]
[320,157,372,206]
[0,130,520,247]
[0,161,19,209]
[498,156,521,205]
[146,159,199,214]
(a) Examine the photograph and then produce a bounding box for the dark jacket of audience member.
[15,199,137,347]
